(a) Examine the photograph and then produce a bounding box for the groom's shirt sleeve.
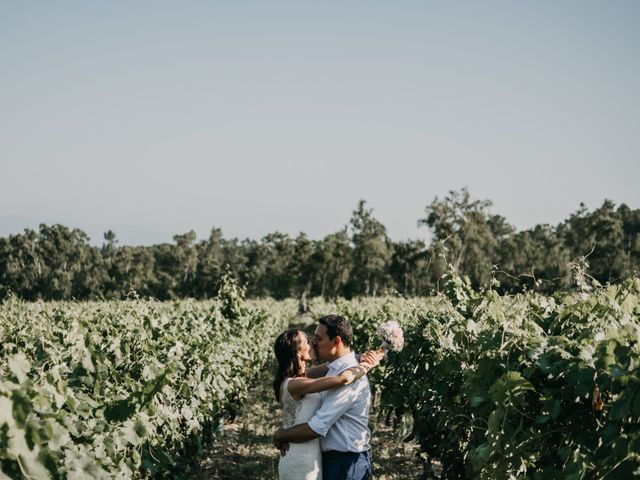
[307,381,361,437]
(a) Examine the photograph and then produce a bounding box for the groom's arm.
[273,377,367,454]
[273,385,355,447]
[273,423,319,455]
[274,423,319,444]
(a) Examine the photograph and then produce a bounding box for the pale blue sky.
[1,1,639,245]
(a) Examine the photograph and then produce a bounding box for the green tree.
[101,230,119,298]
[0,229,45,299]
[559,200,627,284]
[349,200,393,296]
[114,246,157,298]
[221,238,249,287]
[419,188,514,287]
[173,230,198,297]
[616,203,640,277]
[496,224,570,293]
[260,232,296,299]
[193,227,225,298]
[389,239,433,295]
[317,229,353,298]
[36,224,106,300]
[290,233,319,307]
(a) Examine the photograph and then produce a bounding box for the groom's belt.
[322,450,369,459]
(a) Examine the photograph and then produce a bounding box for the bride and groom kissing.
[272,314,386,480]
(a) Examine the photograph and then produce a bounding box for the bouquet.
[376,321,404,353]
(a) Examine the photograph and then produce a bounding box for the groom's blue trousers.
[321,450,371,480]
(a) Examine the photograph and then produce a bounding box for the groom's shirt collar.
[327,351,357,373]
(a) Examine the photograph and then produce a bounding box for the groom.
[273,314,383,480]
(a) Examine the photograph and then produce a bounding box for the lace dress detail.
[278,378,323,480]
[282,382,302,428]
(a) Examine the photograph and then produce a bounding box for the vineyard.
[1,272,639,479]
[0,275,295,479]
[328,274,640,479]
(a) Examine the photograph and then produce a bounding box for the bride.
[273,328,380,480]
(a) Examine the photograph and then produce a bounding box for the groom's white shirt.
[307,351,371,453]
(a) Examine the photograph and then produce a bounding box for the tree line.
[1,189,638,301]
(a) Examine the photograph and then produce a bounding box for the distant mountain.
[0,214,172,246]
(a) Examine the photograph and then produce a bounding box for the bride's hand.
[339,350,385,385]
[359,349,385,369]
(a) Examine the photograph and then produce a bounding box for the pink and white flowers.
[377,321,404,352]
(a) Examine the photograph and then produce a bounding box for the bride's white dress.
[278,377,323,480]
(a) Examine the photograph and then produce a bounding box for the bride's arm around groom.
[274,348,382,446]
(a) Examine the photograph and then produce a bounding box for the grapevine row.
[0,277,293,479]
[316,276,640,479]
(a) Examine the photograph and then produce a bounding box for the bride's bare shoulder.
[286,377,305,400]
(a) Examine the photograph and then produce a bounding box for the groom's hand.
[278,442,290,457]
[273,429,290,457]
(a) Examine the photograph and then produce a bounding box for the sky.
[1,1,639,245]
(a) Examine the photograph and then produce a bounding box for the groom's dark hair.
[319,314,352,347]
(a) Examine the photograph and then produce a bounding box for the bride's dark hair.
[273,328,306,401]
